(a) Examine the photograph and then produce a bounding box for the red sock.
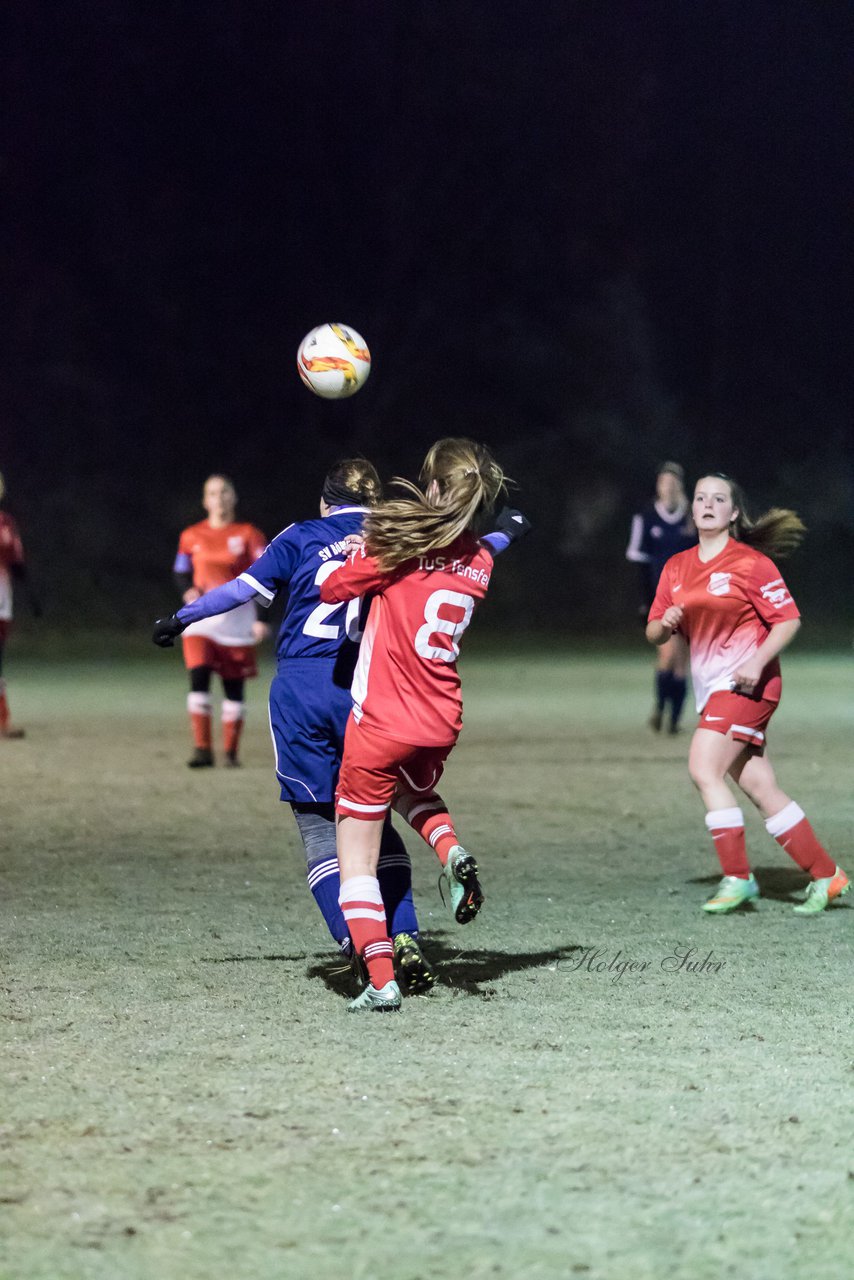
[222,699,245,757]
[338,876,395,989]
[395,792,459,866]
[0,679,8,732]
[187,692,212,750]
[705,807,750,878]
[765,802,836,879]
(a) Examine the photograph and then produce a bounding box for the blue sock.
[292,805,349,950]
[306,853,349,950]
[378,819,419,938]
[655,670,671,711]
[669,676,687,727]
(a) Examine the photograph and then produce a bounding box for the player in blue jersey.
[626,461,697,733]
[153,458,530,996]
[154,459,437,991]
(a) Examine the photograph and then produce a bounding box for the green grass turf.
[1,649,853,1280]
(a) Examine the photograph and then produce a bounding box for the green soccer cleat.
[793,867,850,915]
[393,933,436,996]
[440,846,485,924]
[347,980,402,1013]
[701,873,760,914]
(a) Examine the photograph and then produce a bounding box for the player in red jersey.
[0,472,39,739]
[173,475,267,767]
[319,438,507,1011]
[648,472,848,916]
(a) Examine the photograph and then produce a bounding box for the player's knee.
[737,773,777,812]
[688,756,718,792]
[291,802,337,861]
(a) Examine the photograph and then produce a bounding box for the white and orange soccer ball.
[297,323,371,399]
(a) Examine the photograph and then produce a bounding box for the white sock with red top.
[705,807,750,878]
[221,699,245,757]
[765,802,836,880]
[338,876,395,989]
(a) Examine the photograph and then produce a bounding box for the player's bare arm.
[646,605,683,646]
[732,618,801,693]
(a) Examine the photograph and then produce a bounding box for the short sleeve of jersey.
[746,555,800,626]
[239,525,301,602]
[177,527,193,559]
[647,557,674,621]
[0,515,24,567]
[320,548,394,603]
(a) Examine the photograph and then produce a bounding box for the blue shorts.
[268,659,353,804]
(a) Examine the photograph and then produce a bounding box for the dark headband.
[322,478,367,508]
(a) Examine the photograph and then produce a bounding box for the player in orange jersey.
[0,471,40,739]
[647,472,848,916]
[173,475,268,767]
[319,438,508,1011]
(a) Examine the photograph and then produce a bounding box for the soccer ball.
[297,323,371,399]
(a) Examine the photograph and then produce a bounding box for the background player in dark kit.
[626,461,696,733]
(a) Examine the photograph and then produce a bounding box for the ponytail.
[704,473,806,559]
[739,508,805,559]
[365,438,506,572]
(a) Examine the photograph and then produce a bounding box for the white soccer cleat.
[347,979,402,1013]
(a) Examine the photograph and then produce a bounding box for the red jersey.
[649,539,800,712]
[320,534,494,747]
[175,520,267,646]
[0,512,24,622]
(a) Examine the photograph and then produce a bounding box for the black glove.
[493,506,532,542]
[152,614,186,648]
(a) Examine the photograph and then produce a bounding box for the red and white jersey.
[0,512,24,622]
[176,520,267,646]
[320,534,494,747]
[649,539,800,712]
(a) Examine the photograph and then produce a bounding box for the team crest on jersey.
[228,536,246,556]
[760,577,793,608]
[707,572,731,596]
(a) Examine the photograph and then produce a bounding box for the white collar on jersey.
[653,500,688,524]
[325,505,369,516]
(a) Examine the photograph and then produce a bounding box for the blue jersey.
[626,501,696,605]
[238,506,369,662]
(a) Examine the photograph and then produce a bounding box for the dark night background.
[3,1,852,639]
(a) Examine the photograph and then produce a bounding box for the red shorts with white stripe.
[182,635,257,680]
[336,716,454,821]
[697,689,778,751]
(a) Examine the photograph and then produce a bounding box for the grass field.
[2,646,853,1280]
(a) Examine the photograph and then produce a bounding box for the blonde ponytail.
[365,438,506,572]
